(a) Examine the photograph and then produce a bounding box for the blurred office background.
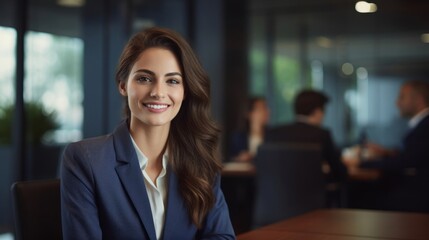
[1,0,429,237]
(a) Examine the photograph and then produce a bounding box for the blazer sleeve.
[197,175,236,240]
[229,131,248,159]
[323,130,348,182]
[60,142,102,240]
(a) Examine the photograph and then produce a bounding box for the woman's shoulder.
[63,121,130,162]
[63,134,115,160]
[67,134,112,149]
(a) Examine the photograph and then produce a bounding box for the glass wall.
[0,26,16,237]
[0,27,16,141]
[0,1,16,235]
[22,1,84,180]
[0,0,84,235]
[248,0,429,146]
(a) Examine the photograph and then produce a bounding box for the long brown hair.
[115,27,222,228]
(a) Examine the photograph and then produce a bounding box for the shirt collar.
[408,108,429,129]
[129,134,168,173]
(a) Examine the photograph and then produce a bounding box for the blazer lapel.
[112,121,157,240]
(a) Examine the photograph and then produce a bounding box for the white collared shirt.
[130,136,168,240]
[248,135,263,156]
[408,108,429,129]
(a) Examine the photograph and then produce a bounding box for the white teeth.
[146,104,168,109]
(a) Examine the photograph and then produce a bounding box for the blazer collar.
[112,120,157,240]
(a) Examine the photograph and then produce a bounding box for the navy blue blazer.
[60,121,235,240]
[360,114,429,212]
[361,114,429,171]
[228,131,248,159]
[265,121,348,182]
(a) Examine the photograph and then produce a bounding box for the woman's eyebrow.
[134,69,155,76]
[165,72,182,77]
[134,69,182,77]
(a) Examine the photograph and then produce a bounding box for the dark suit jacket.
[60,120,235,240]
[265,121,347,182]
[228,131,248,159]
[361,114,429,171]
[360,114,429,212]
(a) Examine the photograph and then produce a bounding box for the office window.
[0,0,86,234]
[0,26,16,236]
[0,27,15,108]
[25,32,83,144]
[0,27,16,145]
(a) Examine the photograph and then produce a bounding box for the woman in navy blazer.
[60,27,235,240]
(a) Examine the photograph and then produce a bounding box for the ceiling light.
[315,36,333,48]
[421,33,429,43]
[355,1,377,13]
[357,67,368,79]
[342,63,354,75]
[57,0,85,7]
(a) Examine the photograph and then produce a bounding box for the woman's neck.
[129,120,169,166]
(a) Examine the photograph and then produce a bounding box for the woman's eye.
[167,79,180,84]
[136,76,151,83]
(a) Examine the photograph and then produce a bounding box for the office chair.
[11,179,62,240]
[252,142,326,228]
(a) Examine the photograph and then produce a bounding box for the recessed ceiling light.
[355,1,377,13]
[357,67,368,79]
[315,36,333,48]
[57,0,85,7]
[342,63,354,75]
[421,33,429,43]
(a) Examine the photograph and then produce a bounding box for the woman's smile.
[143,102,170,112]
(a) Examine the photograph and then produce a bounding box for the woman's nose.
[149,82,165,99]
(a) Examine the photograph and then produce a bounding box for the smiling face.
[119,47,185,130]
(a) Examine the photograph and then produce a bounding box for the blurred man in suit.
[358,80,429,212]
[265,89,348,183]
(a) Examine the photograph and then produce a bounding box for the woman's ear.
[118,82,127,96]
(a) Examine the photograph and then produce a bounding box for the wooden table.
[223,161,380,181]
[222,162,256,176]
[237,209,429,240]
[222,162,257,234]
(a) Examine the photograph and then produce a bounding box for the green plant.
[0,102,58,145]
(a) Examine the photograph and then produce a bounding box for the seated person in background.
[265,89,348,183]
[229,97,270,162]
[354,80,429,212]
